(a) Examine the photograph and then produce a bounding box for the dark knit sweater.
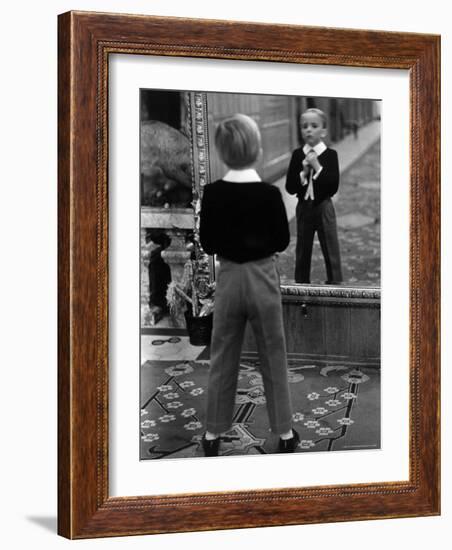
[199,179,290,263]
[285,146,340,206]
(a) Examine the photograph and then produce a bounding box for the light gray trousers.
[206,255,293,434]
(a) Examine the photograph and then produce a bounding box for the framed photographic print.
[58,11,440,538]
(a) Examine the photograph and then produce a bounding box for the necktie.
[304,153,315,201]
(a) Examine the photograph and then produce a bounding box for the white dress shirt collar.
[303,141,327,156]
[223,168,262,182]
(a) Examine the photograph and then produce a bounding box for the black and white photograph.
[140,89,381,459]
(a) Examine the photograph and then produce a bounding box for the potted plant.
[166,256,215,346]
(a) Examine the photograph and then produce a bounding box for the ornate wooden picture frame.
[58,11,440,538]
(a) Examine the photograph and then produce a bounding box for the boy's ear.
[321,128,328,139]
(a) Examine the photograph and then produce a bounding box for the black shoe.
[278,429,300,453]
[202,434,221,457]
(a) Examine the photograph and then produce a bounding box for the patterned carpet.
[140,358,380,459]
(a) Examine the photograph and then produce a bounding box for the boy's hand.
[306,151,321,173]
[302,158,310,175]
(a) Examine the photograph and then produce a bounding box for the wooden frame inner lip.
[100,42,418,70]
[102,482,418,508]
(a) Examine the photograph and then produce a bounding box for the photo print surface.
[140,89,381,460]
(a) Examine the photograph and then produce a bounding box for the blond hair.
[214,114,261,169]
[301,108,328,128]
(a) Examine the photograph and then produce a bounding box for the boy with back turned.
[199,114,299,456]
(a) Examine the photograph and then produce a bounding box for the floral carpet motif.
[140,359,380,459]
